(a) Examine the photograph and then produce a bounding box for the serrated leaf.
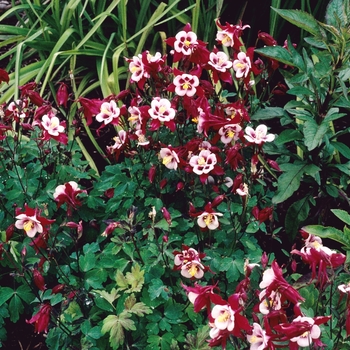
[125,263,145,293]
[272,163,308,204]
[101,315,125,350]
[325,0,350,27]
[302,225,350,248]
[126,295,152,317]
[303,120,329,151]
[184,325,211,350]
[331,209,350,226]
[271,7,322,36]
[62,300,83,323]
[93,288,119,306]
[116,270,129,291]
[0,287,14,307]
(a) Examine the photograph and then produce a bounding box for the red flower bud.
[261,252,268,269]
[267,159,281,171]
[27,90,46,106]
[6,223,15,242]
[162,235,169,243]
[232,173,243,193]
[33,268,46,291]
[148,165,156,183]
[176,182,184,191]
[161,207,172,225]
[56,82,69,108]
[211,194,225,208]
[104,188,114,198]
[51,284,66,295]
[159,178,167,189]
[258,31,277,46]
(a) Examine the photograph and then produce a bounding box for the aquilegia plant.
[0,0,349,349]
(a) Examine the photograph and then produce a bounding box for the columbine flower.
[148,98,176,122]
[26,303,52,333]
[181,282,217,313]
[96,100,120,125]
[53,181,85,216]
[208,51,232,72]
[189,149,217,175]
[174,30,198,56]
[215,20,250,49]
[291,232,346,288]
[41,114,64,136]
[218,124,242,144]
[247,323,270,350]
[258,289,282,314]
[244,124,275,144]
[159,147,180,170]
[274,316,330,349]
[197,211,223,230]
[173,73,199,97]
[7,99,27,119]
[236,183,249,197]
[210,304,235,333]
[15,205,55,238]
[233,52,251,78]
[338,282,350,294]
[128,54,145,83]
[259,261,304,305]
[173,245,206,279]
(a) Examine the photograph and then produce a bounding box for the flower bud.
[5,223,15,242]
[176,182,184,191]
[56,82,69,108]
[261,251,268,269]
[162,235,168,243]
[159,178,167,189]
[148,165,156,183]
[161,207,171,226]
[33,268,46,291]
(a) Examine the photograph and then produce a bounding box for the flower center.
[182,82,191,90]
[188,263,198,277]
[204,214,213,226]
[249,335,259,344]
[159,106,167,114]
[184,40,191,47]
[162,155,173,166]
[217,310,230,323]
[197,157,206,165]
[23,220,34,232]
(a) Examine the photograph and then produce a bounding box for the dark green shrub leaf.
[331,209,350,226]
[250,107,288,121]
[255,46,294,67]
[325,0,350,27]
[302,225,350,248]
[271,8,322,36]
[275,130,303,145]
[285,197,310,240]
[303,120,329,151]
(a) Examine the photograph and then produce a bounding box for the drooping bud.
[33,268,46,291]
[261,252,268,269]
[0,68,9,84]
[161,207,172,226]
[5,223,15,242]
[159,178,167,189]
[267,159,281,171]
[162,235,169,243]
[211,194,225,208]
[176,182,184,191]
[56,82,69,108]
[148,165,156,183]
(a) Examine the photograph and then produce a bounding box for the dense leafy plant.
[0,0,349,349]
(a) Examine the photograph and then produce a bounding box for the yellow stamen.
[23,220,34,232]
[217,311,230,323]
[130,66,140,73]
[184,40,191,47]
[192,117,198,124]
[204,214,213,226]
[222,35,231,44]
[162,155,173,166]
[197,157,206,165]
[235,62,246,69]
[159,106,167,114]
[249,335,258,343]
[227,130,235,138]
[182,82,190,90]
[188,264,198,277]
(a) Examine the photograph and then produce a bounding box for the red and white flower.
[247,323,270,350]
[128,54,145,82]
[159,147,180,170]
[174,30,198,56]
[15,205,55,238]
[208,51,233,76]
[149,98,175,122]
[53,181,85,215]
[233,52,252,78]
[218,123,242,144]
[173,73,199,97]
[96,100,120,125]
[197,211,223,230]
[41,114,65,136]
[189,149,217,175]
[173,245,206,279]
[244,124,275,144]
